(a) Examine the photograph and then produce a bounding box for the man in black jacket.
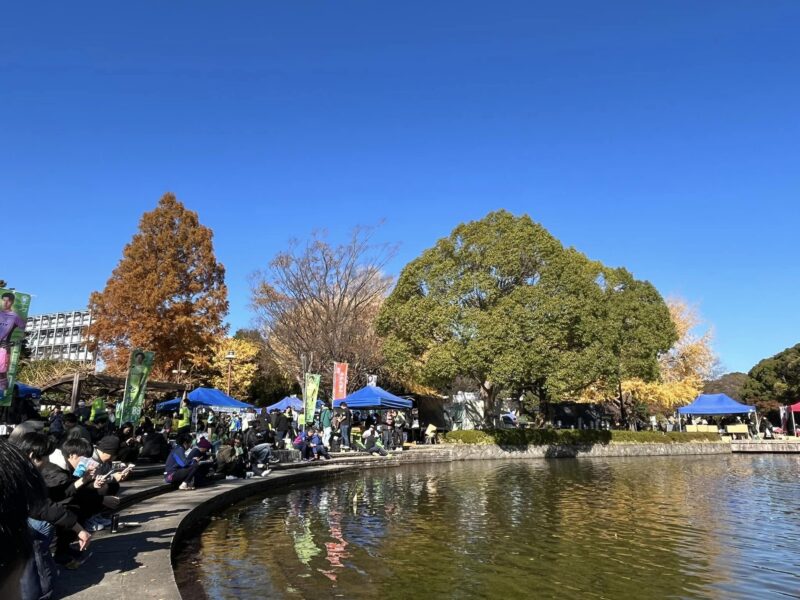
[0,438,40,600]
[9,435,92,598]
[45,437,116,524]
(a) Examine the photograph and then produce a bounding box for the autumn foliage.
[614,298,717,409]
[89,194,228,378]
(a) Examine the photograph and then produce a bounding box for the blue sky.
[3,1,799,374]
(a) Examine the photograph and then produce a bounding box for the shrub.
[443,429,720,446]
[443,430,496,445]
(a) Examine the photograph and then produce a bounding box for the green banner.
[0,289,31,407]
[304,373,321,425]
[118,348,155,424]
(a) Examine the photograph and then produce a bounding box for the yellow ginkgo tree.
[624,298,718,410]
[202,337,260,400]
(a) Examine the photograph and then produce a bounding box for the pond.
[175,455,800,599]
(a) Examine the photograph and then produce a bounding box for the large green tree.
[742,343,800,407]
[377,210,676,424]
[89,193,228,378]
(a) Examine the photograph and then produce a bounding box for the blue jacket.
[165,445,189,478]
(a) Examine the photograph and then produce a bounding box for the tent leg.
[754,410,760,442]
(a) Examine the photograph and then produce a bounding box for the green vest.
[176,405,191,428]
[90,397,107,421]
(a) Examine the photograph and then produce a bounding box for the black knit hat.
[96,435,120,456]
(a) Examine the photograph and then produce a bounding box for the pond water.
[175,455,800,599]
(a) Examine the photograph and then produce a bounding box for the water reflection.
[179,455,800,599]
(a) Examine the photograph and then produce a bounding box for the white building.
[25,310,94,363]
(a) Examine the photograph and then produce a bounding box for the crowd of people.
[0,393,425,599]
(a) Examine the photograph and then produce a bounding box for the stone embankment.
[731,439,800,453]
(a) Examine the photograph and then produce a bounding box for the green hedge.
[443,429,720,446]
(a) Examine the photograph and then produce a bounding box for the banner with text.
[118,348,155,424]
[0,289,31,407]
[304,373,321,425]
[333,362,348,400]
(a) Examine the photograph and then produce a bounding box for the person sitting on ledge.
[308,427,331,461]
[216,437,250,479]
[248,442,279,476]
[165,433,211,490]
[92,436,133,496]
[360,425,389,456]
[116,422,141,464]
[292,430,314,461]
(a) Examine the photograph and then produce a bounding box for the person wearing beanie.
[165,433,212,489]
[186,435,214,467]
[91,436,133,496]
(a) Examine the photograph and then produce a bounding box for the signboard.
[304,373,321,425]
[333,361,348,400]
[117,348,155,424]
[0,289,31,407]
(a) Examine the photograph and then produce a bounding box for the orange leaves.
[88,193,228,379]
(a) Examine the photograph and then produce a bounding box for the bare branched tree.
[250,226,396,397]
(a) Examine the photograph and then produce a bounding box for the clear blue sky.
[3,2,799,374]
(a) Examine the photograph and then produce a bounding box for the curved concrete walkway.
[57,452,418,599]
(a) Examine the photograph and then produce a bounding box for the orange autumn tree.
[89,193,228,378]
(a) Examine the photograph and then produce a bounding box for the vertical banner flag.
[304,373,321,425]
[333,362,348,400]
[118,348,155,424]
[0,289,31,407]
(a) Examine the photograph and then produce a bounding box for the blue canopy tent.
[333,386,413,410]
[266,396,304,412]
[156,387,254,412]
[16,383,42,400]
[677,394,755,415]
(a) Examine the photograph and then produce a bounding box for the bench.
[725,424,750,440]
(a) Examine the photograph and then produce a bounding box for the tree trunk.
[480,381,497,428]
[618,380,627,430]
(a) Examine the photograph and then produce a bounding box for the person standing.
[320,402,334,449]
[338,402,352,451]
[394,409,407,447]
[276,409,290,448]
[175,397,192,434]
[89,392,108,423]
[207,410,216,437]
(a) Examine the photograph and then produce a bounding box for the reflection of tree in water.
[188,457,799,599]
